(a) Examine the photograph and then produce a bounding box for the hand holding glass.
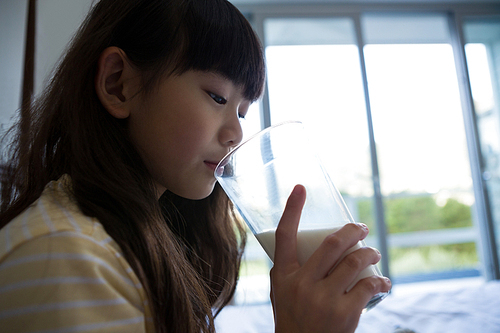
[215,121,388,310]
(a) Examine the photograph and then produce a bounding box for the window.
[264,13,479,282]
[463,18,500,276]
[232,4,500,305]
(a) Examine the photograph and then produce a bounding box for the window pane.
[265,17,356,46]
[364,41,480,278]
[463,18,500,267]
[266,44,374,201]
[241,102,262,141]
[362,13,451,44]
[265,18,376,229]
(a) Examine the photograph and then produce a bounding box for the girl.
[0,0,391,332]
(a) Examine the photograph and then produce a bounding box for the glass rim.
[214,120,303,178]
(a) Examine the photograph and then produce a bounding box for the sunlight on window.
[233,17,493,305]
[264,42,479,280]
[266,45,373,200]
[465,43,495,115]
[364,44,473,201]
[241,102,262,141]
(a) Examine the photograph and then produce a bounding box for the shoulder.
[0,176,154,332]
[1,175,114,259]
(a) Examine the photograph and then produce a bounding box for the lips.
[204,161,219,172]
[206,152,231,176]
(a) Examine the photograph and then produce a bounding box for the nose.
[219,112,243,148]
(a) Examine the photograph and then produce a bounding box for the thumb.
[273,185,306,268]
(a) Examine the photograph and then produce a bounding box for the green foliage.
[386,196,440,233]
[240,194,478,280]
[355,194,473,234]
[357,199,375,229]
[440,198,472,228]
[389,243,478,275]
[355,194,478,276]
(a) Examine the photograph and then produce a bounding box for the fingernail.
[356,222,369,231]
[292,184,305,197]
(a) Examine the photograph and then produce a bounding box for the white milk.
[255,226,378,292]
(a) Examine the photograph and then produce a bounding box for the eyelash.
[208,92,227,105]
[207,91,246,119]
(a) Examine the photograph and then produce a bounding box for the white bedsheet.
[215,278,500,333]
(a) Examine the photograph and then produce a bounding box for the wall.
[35,0,94,95]
[0,0,27,138]
[0,0,93,146]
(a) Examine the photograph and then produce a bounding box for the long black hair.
[0,0,265,332]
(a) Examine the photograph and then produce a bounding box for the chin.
[173,182,217,200]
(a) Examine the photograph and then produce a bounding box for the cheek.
[165,131,199,162]
[139,118,209,174]
[165,114,216,157]
[128,91,214,173]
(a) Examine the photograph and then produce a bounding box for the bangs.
[175,0,266,102]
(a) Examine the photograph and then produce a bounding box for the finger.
[302,223,369,280]
[273,185,306,269]
[345,275,392,313]
[326,246,382,293]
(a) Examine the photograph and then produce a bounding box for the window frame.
[238,1,500,282]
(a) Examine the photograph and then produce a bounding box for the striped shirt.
[0,176,154,332]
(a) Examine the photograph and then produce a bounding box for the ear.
[95,46,139,119]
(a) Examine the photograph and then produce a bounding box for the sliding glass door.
[263,13,481,282]
[362,14,479,281]
[233,4,500,304]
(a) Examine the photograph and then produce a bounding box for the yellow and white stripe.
[0,176,154,332]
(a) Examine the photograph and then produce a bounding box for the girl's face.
[128,70,251,199]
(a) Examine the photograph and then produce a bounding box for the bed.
[215,277,500,333]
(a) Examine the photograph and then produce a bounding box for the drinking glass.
[215,120,388,311]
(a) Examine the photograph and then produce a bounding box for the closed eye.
[208,92,227,105]
[238,103,250,120]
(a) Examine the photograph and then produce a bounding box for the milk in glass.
[255,226,378,292]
